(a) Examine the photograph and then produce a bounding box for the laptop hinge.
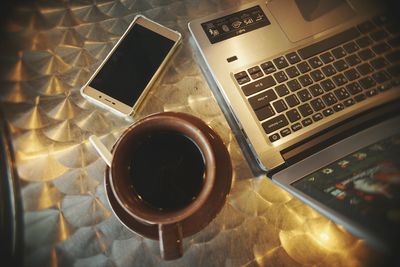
[280,100,400,167]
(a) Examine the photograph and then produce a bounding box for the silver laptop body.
[189,0,400,252]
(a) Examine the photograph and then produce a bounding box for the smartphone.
[81,15,182,116]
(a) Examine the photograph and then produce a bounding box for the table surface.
[0,0,382,266]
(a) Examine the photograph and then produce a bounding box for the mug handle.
[158,223,183,260]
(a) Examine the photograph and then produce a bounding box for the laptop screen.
[292,133,400,243]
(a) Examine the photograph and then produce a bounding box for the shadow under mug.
[104,112,232,260]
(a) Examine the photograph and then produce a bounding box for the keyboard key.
[250,71,264,80]
[332,73,348,86]
[372,42,391,54]
[298,74,313,87]
[358,48,375,61]
[275,84,290,96]
[273,99,288,113]
[298,103,313,116]
[333,60,349,71]
[320,52,335,63]
[310,98,326,111]
[359,76,376,89]
[285,66,300,78]
[297,89,312,102]
[248,68,262,79]
[388,64,400,76]
[291,123,302,132]
[302,118,313,126]
[286,52,301,64]
[248,66,262,75]
[334,87,350,100]
[234,71,250,84]
[392,78,400,86]
[343,98,355,106]
[261,61,276,74]
[356,63,374,75]
[263,114,289,134]
[321,79,336,91]
[356,36,372,48]
[346,82,363,95]
[287,79,302,92]
[312,113,324,121]
[357,21,376,34]
[386,24,400,35]
[332,103,345,112]
[274,71,288,83]
[269,133,280,142]
[273,56,289,69]
[249,89,278,110]
[366,88,379,97]
[234,71,247,80]
[370,57,389,69]
[285,94,300,107]
[298,27,360,59]
[377,83,392,92]
[322,108,334,117]
[343,41,359,53]
[310,69,325,82]
[280,128,291,137]
[370,30,388,42]
[242,75,276,96]
[345,54,362,66]
[238,76,250,84]
[373,71,390,83]
[354,93,366,102]
[322,93,338,106]
[386,50,400,63]
[309,84,324,96]
[388,36,400,48]
[332,47,347,59]
[322,64,337,77]
[286,109,301,122]
[297,62,311,73]
[255,105,275,120]
[344,68,360,81]
[308,57,323,68]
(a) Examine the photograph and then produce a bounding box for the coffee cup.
[90,112,232,260]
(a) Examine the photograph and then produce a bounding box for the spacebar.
[298,27,361,59]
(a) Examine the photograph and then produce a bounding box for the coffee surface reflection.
[129,131,205,211]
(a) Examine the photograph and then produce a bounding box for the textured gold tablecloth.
[0,0,381,266]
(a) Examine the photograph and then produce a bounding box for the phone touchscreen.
[89,23,175,106]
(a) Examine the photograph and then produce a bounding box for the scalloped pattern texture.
[0,0,380,266]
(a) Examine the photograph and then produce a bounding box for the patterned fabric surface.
[0,0,380,266]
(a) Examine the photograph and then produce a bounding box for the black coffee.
[129,131,205,211]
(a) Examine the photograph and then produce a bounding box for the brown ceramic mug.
[91,112,232,260]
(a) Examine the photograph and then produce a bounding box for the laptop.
[188,0,400,254]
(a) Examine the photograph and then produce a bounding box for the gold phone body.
[81,15,182,116]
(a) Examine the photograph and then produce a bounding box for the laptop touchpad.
[267,0,356,43]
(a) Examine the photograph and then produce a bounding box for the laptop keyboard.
[234,14,400,143]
